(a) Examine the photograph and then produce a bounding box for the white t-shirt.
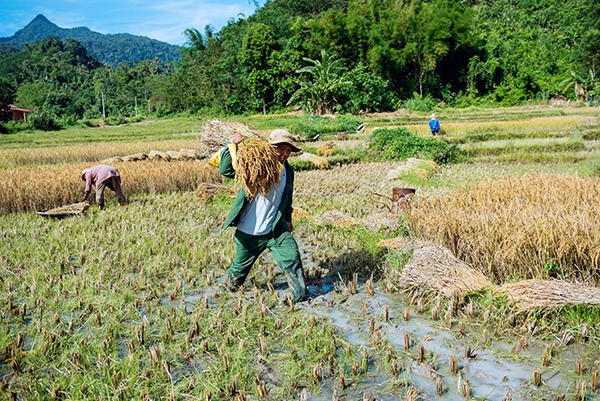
[236,167,286,236]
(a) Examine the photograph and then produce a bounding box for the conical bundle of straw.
[236,139,282,198]
[380,237,492,297]
[196,182,238,203]
[297,152,329,169]
[200,119,265,153]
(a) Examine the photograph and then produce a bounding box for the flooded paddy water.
[299,283,600,400]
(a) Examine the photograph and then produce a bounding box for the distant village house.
[7,105,34,122]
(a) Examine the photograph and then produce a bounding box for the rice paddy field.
[1,105,600,400]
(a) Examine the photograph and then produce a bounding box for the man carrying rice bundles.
[219,129,307,302]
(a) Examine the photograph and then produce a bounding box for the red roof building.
[7,105,34,122]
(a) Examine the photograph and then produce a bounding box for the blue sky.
[0,0,266,45]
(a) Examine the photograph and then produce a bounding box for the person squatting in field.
[81,164,127,209]
[219,129,307,302]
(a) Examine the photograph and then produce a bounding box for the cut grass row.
[0,138,201,168]
[459,138,587,157]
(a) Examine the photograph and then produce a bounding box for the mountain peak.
[27,14,57,29]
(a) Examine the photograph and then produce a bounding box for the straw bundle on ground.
[200,119,265,153]
[37,201,90,217]
[314,210,356,228]
[383,238,492,297]
[235,139,282,198]
[497,280,600,312]
[296,152,329,169]
[196,182,237,203]
[361,212,401,232]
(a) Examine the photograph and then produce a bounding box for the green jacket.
[219,146,295,232]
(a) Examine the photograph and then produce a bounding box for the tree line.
[1,0,598,129]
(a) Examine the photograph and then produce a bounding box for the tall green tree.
[239,23,277,112]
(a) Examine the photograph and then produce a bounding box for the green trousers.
[228,229,306,302]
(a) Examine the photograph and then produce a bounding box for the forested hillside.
[1,0,598,128]
[0,14,181,67]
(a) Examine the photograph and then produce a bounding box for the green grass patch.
[370,127,460,164]
[444,130,571,144]
[287,115,362,140]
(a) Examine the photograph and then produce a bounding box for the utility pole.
[134,96,138,116]
[101,91,106,119]
[145,90,150,114]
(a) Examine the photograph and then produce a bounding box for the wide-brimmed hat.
[269,129,301,153]
[81,169,88,181]
[430,113,437,119]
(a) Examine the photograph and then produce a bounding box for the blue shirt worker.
[428,113,440,136]
[219,129,307,302]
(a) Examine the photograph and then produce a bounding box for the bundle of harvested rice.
[37,201,90,218]
[497,280,600,312]
[316,145,334,157]
[235,139,282,198]
[393,240,492,297]
[296,152,329,169]
[200,119,265,153]
[314,210,356,227]
[361,212,401,232]
[196,182,238,203]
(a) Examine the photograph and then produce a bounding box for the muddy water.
[172,243,599,400]
[299,286,600,400]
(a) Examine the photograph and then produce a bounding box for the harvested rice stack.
[196,182,238,203]
[380,238,492,297]
[296,152,329,169]
[235,139,282,199]
[497,279,600,312]
[37,201,90,217]
[200,119,265,153]
[380,237,600,312]
[314,210,356,228]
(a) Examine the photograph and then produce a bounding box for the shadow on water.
[266,247,384,300]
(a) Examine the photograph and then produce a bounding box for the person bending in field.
[219,129,307,302]
[428,113,441,136]
[81,164,127,209]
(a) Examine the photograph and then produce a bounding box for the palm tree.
[287,50,348,115]
[183,28,206,53]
